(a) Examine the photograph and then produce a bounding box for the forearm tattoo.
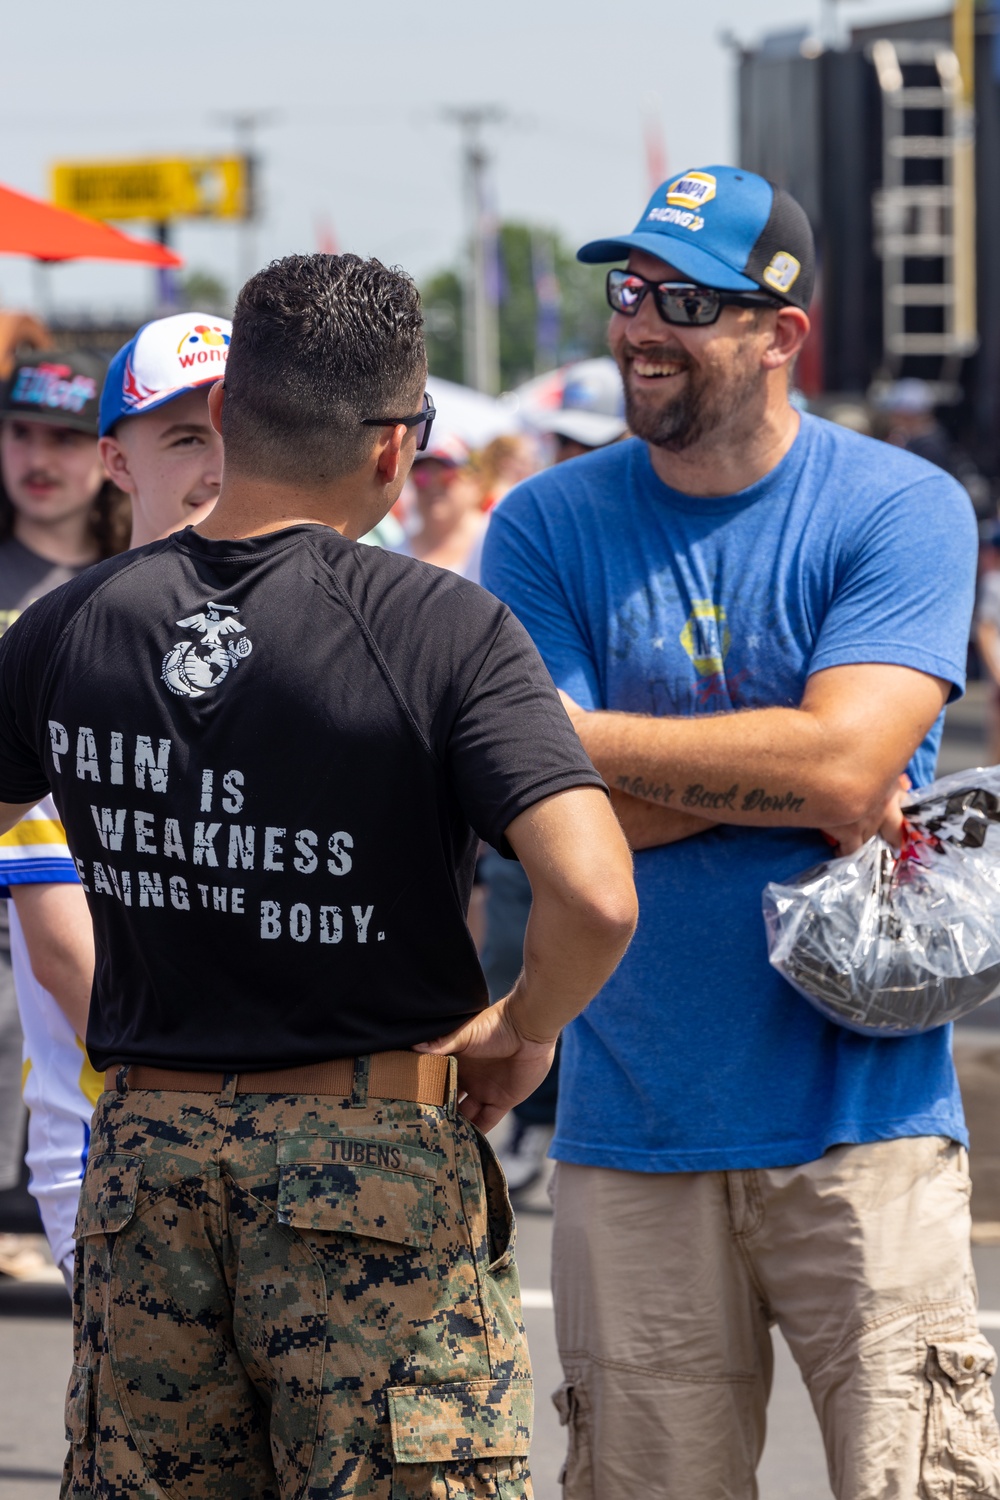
[615,776,806,816]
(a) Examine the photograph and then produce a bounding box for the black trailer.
[738,10,1000,486]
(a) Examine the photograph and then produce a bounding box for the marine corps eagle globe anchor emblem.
[161,601,253,698]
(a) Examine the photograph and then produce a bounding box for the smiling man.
[98,311,228,544]
[481,166,998,1498]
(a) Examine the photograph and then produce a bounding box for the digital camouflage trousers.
[61,1063,533,1499]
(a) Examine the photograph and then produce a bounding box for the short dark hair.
[222,253,425,484]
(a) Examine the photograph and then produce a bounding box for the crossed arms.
[562,661,951,855]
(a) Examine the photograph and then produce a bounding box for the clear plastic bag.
[762,765,1000,1036]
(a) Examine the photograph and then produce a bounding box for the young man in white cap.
[1,313,228,1288]
[98,312,229,545]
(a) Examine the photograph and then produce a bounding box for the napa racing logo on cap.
[646,172,717,234]
[10,364,96,415]
[762,252,801,295]
[176,323,231,371]
[666,172,717,212]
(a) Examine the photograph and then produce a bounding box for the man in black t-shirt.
[0,254,636,1500]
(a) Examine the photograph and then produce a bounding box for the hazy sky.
[0,0,943,319]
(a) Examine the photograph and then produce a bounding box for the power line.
[211,109,281,287]
[441,105,506,395]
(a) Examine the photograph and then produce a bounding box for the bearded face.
[608,254,774,457]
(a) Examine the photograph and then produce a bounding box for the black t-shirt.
[0,524,603,1070]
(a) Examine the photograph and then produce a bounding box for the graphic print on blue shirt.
[482,415,978,1172]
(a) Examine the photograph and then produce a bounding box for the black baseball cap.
[0,349,108,437]
[578,165,815,313]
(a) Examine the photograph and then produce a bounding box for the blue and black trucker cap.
[578,165,815,313]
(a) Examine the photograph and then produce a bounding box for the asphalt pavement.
[3,684,1000,1498]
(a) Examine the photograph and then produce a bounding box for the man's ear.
[98,435,138,498]
[374,423,407,486]
[207,380,225,436]
[762,308,810,371]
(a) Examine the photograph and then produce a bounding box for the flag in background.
[532,232,561,374]
[316,218,339,255]
[642,95,668,192]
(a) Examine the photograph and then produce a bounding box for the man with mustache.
[0,350,124,1280]
[482,166,997,1497]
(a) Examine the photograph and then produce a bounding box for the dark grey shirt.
[0,537,85,952]
[0,537,83,641]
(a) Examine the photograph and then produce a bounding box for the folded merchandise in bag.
[762,765,1000,1036]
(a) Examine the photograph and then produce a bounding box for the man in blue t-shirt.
[482,167,1000,1498]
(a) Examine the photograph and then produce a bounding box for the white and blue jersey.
[0,796,99,1279]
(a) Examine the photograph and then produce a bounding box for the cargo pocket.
[553,1379,593,1499]
[475,1126,515,1274]
[276,1133,441,1247]
[65,1154,142,1494]
[388,1376,532,1499]
[73,1152,142,1240]
[64,1363,93,1447]
[468,1125,531,1385]
[922,1332,1000,1497]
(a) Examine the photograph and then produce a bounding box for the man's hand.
[822,775,912,857]
[416,993,556,1133]
[416,784,637,1131]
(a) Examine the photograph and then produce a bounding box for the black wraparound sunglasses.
[606,268,783,327]
[361,391,437,452]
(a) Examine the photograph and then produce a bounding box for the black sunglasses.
[361,391,436,452]
[606,269,782,327]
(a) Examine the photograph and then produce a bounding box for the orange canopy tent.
[0,182,182,266]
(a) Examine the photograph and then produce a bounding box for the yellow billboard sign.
[51,157,251,222]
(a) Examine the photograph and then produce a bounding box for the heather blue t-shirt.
[482,415,978,1172]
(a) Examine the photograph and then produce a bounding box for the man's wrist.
[502,987,562,1047]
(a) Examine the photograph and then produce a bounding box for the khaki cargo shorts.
[61,1062,532,1499]
[552,1136,1000,1499]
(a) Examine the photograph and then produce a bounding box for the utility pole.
[212,109,280,290]
[952,0,977,356]
[443,106,505,395]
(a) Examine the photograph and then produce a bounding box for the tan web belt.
[104,1051,451,1107]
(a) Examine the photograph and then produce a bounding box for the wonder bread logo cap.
[100,310,232,436]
